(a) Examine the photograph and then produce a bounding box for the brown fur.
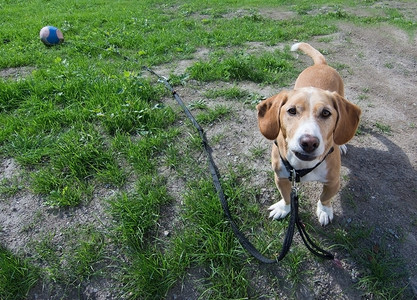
[256,43,361,225]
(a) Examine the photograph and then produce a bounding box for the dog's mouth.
[293,151,317,162]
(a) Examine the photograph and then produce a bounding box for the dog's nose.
[299,135,320,153]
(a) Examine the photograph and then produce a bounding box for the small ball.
[40,26,64,46]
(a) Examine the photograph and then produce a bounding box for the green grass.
[196,105,232,125]
[110,174,173,250]
[0,177,22,198]
[1,0,415,299]
[374,122,392,134]
[203,86,262,105]
[204,86,251,101]
[0,246,38,300]
[330,224,408,298]
[249,145,268,159]
[30,225,106,286]
[188,49,298,84]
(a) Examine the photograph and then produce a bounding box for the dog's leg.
[269,174,291,219]
[316,180,339,226]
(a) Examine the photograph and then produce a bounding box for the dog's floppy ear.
[331,92,361,145]
[256,91,288,140]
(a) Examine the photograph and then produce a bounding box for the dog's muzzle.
[295,134,320,161]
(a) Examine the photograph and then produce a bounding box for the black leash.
[289,175,334,260]
[145,67,334,263]
[274,141,335,260]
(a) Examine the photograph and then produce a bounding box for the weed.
[384,62,394,69]
[355,123,366,136]
[21,211,44,234]
[188,99,208,110]
[249,145,267,159]
[358,94,369,101]
[30,225,106,289]
[169,73,190,86]
[317,36,334,43]
[331,224,373,252]
[211,132,226,145]
[374,122,392,134]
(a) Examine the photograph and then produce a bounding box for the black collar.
[274,141,334,183]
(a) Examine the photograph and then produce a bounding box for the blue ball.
[40,26,64,46]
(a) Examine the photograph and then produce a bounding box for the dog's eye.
[321,109,331,118]
[287,108,297,115]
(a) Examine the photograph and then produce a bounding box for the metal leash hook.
[290,169,299,215]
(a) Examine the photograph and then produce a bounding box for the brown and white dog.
[256,42,361,226]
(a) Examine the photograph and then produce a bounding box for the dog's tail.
[291,42,327,65]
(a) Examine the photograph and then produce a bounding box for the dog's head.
[257,87,361,162]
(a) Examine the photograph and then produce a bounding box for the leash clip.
[290,169,298,189]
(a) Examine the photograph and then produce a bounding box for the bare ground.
[1,3,417,300]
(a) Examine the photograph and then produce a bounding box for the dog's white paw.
[269,199,291,220]
[316,201,333,226]
[339,144,347,155]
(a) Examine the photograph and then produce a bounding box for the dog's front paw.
[316,201,333,226]
[269,199,291,220]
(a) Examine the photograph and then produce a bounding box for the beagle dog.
[257,42,361,226]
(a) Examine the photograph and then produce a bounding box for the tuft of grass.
[196,105,232,125]
[0,177,22,198]
[110,174,172,250]
[357,244,408,299]
[284,249,311,287]
[188,99,208,110]
[374,122,392,134]
[120,247,182,300]
[31,225,106,287]
[249,145,267,159]
[204,86,250,100]
[174,176,250,299]
[30,126,124,206]
[329,223,408,298]
[204,86,263,107]
[0,247,38,300]
[188,50,298,85]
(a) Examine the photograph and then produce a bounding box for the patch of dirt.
[0,158,119,299]
[0,66,35,79]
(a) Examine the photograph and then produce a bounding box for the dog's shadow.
[341,131,417,217]
[334,130,417,297]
